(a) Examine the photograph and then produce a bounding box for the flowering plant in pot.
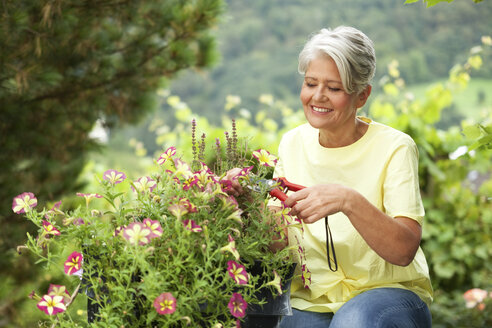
[15,122,300,327]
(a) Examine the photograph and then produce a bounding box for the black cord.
[325,216,338,272]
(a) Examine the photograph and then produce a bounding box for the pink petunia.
[103,169,127,185]
[122,222,152,246]
[37,294,66,315]
[232,166,253,180]
[194,164,218,189]
[219,179,233,193]
[64,251,83,276]
[157,147,177,165]
[228,293,247,318]
[173,158,193,179]
[44,200,63,219]
[180,198,197,213]
[301,264,311,289]
[227,260,249,285]
[220,234,240,261]
[12,192,37,214]
[143,218,163,238]
[42,220,61,237]
[76,193,102,207]
[265,270,283,295]
[252,149,278,167]
[153,292,177,315]
[132,176,157,194]
[182,219,203,232]
[47,284,71,304]
[168,203,188,219]
[182,175,199,191]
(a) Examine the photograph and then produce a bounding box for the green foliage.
[0,0,224,325]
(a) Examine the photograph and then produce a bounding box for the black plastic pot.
[241,261,297,328]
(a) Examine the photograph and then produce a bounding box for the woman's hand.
[284,184,349,223]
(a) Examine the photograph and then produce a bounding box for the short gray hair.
[298,26,376,95]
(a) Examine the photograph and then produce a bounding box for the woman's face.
[300,55,362,136]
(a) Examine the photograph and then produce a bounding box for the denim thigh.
[279,288,431,328]
[330,287,432,328]
[279,308,333,328]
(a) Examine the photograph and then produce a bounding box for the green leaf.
[426,0,454,7]
[434,262,456,278]
[404,0,420,3]
[462,125,482,140]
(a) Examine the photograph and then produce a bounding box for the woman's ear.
[356,85,372,109]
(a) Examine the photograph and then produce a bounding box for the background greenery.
[1,0,491,327]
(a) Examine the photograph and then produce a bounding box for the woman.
[229,26,433,327]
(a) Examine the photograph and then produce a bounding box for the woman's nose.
[313,86,327,101]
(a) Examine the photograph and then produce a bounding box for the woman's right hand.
[224,168,244,197]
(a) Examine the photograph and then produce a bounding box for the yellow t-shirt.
[272,118,433,313]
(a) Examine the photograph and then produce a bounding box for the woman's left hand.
[284,184,349,223]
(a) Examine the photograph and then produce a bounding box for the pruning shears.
[268,177,306,203]
[249,177,305,203]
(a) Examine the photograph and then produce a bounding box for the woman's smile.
[311,105,333,113]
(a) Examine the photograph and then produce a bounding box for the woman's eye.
[328,87,341,92]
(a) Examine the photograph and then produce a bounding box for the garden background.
[1,0,491,327]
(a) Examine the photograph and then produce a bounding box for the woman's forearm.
[342,188,422,266]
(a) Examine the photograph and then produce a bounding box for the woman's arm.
[284,185,421,266]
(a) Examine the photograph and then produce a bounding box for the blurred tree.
[0,0,223,324]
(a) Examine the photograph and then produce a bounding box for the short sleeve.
[382,139,425,225]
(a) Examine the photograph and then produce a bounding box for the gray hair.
[298,26,376,95]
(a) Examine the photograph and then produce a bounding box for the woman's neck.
[318,117,369,148]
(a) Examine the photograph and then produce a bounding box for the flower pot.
[241,261,297,328]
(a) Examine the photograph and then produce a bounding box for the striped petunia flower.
[103,169,127,185]
[157,146,177,165]
[44,200,63,219]
[64,251,83,276]
[42,220,61,237]
[182,219,203,232]
[122,222,152,246]
[227,293,247,318]
[132,176,157,194]
[37,294,67,315]
[265,270,283,295]
[47,284,71,305]
[252,149,278,167]
[220,234,240,261]
[12,192,37,214]
[227,260,249,285]
[143,218,163,238]
[76,193,102,207]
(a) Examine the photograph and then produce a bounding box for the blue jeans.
[279,288,431,328]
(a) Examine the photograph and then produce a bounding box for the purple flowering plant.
[15,121,301,327]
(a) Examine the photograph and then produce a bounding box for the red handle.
[273,177,306,192]
[269,188,288,202]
